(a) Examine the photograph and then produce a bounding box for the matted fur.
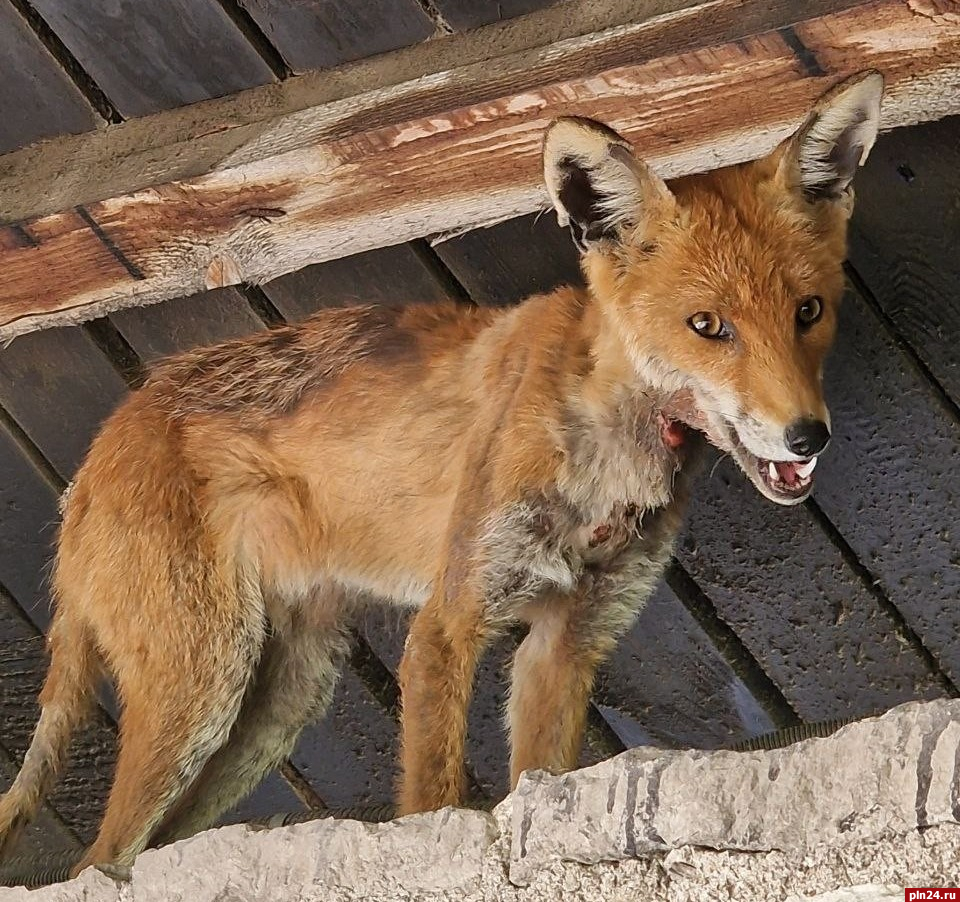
[0,73,881,876]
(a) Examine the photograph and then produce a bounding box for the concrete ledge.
[3,699,959,901]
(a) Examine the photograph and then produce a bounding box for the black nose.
[784,418,831,457]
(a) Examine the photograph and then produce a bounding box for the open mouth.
[709,419,820,506]
[754,455,818,501]
[658,394,821,506]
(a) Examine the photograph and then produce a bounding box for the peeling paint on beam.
[1,0,958,340]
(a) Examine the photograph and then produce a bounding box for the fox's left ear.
[779,70,883,202]
[543,116,675,253]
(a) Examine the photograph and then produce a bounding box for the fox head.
[543,72,883,505]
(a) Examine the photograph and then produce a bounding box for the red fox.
[0,72,882,877]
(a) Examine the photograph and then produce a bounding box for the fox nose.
[784,418,831,457]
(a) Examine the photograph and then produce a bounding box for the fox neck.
[551,286,698,519]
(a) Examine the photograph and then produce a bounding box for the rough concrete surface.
[2,700,958,901]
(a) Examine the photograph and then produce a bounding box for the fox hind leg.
[151,597,351,846]
[73,591,265,875]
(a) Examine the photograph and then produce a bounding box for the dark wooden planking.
[0,425,66,634]
[599,583,775,750]
[0,327,127,481]
[261,244,456,322]
[814,287,960,682]
[290,669,399,808]
[434,0,560,31]
[0,751,79,858]
[237,0,435,73]
[220,772,305,825]
[847,116,960,405]
[30,0,274,117]
[0,522,115,848]
[0,586,83,857]
[433,213,583,306]
[678,461,943,720]
[7,0,959,337]
[0,2,99,155]
[110,288,265,364]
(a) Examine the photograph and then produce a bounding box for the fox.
[0,72,882,877]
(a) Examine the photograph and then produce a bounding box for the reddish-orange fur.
[0,73,882,876]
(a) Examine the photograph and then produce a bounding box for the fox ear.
[543,117,675,253]
[781,71,883,201]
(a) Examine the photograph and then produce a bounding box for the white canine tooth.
[767,461,779,482]
[796,456,818,478]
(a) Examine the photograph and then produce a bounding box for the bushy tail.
[0,615,99,859]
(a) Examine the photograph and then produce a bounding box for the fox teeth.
[767,461,779,482]
[796,457,818,479]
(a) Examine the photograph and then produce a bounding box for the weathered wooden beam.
[1,0,958,340]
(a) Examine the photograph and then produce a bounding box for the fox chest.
[477,485,689,621]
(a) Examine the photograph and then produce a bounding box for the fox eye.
[797,296,823,329]
[687,311,730,340]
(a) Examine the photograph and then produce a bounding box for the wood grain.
[814,285,960,684]
[110,288,265,363]
[0,1,99,154]
[679,460,944,720]
[0,429,117,844]
[238,0,435,73]
[30,0,275,117]
[433,0,561,31]
[0,326,127,480]
[261,244,456,321]
[847,114,960,406]
[434,212,583,305]
[2,0,958,339]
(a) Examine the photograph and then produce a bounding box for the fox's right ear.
[543,117,675,253]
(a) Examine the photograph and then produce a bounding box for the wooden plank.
[0,0,704,222]
[0,587,82,858]
[0,1,99,154]
[846,115,960,405]
[0,751,79,858]
[678,463,944,720]
[291,669,400,808]
[812,286,960,683]
[261,244,455,321]
[0,326,127,480]
[238,0,435,73]
[30,0,275,118]
[434,0,561,31]
[220,772,305,824]
[110,288,264,362]
[0,425,65,634]
[3,0,959,338]
[599,584,776,749]
[433,212,582,305]
[0,434,116,844]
